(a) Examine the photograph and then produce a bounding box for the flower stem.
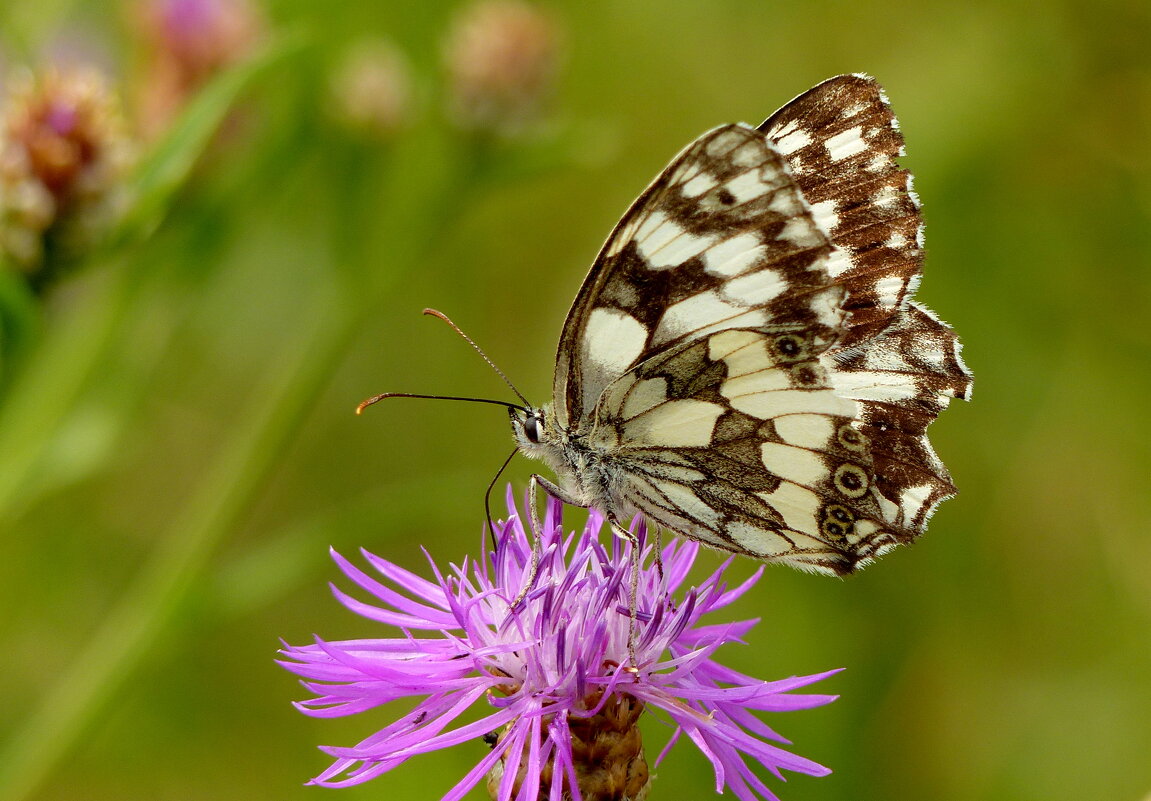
[0,255,145,522]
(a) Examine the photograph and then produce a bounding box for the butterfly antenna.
[484,448,519,550]
[356,393,524,415]
[423,308,531,407]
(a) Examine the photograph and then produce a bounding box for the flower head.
[442,0,561,134]
[0,66,133,271]
[330,39,412,140]
[279,489,839,801]
[133,0,263,137]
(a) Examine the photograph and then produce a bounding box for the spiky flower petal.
[280,490,839,801]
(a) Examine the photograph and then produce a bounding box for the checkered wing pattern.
[553,124,845,430]
[519,75,970,574]
[760,74,972,531]
[586,327,906,574]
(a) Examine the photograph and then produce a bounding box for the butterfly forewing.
[760,73,924,340]
[552,124,845,431]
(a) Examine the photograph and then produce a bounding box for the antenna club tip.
[356,394,386,415]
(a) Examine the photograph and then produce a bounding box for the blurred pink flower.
[133,0,263,138]
[443,0,561,133]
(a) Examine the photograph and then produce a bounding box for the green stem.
[0,256,145,523]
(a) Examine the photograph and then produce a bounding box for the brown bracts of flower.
[485,690,651,801]
[0,67,133,273]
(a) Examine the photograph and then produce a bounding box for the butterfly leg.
[651,527,664,586]
[509,474,585,609]
[603,513,643,668]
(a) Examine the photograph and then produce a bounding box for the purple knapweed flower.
[279,489,840,801]
[132,0,262,138]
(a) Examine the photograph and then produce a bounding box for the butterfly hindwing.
[830,302,970,530]
[587,326,904,573]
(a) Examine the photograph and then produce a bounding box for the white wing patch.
[621,399,724,448]
[874,275,905,307]
[727,387,855,419]
[761,442,830,487]
[824,126,868,161]
[652,292,769,346]
[776,217,825,249]
[702,232,767,277]
[825,247,853,278]
[633,211,717,269]
[774,127,812,156]
[810,199,839,234]
[681,171,718,198]
[773,413,836,448]
[721,170,773,204]
[656,481,724,529]
[900,484,935,522]
[725,520,795,557]
[582,308,647,378]
[830,369,920,403]
[707,328,764,363]
[721,268,787,306]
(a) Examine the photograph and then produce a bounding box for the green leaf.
[109,32,306,248]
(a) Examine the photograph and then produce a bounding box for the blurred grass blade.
[110,32,303,248]
[0,267,40,386]
[0,108,482,801]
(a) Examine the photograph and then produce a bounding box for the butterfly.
[501,73,971,576]
[365,74,971,576]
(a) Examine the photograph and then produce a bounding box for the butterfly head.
[509,405,549,451]
[511,402,576,466]
[508,403,582,494]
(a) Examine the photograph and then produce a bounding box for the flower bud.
[330,39,412,139]
[133,0,263,138]
[443,0,561,134]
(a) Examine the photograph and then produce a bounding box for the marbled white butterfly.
[369,74,971,575]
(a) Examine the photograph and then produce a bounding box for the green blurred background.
[1,0,1149,799]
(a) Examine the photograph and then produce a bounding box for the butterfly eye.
[525,413,543,443]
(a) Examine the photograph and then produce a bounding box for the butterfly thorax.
[510,405,630,514]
